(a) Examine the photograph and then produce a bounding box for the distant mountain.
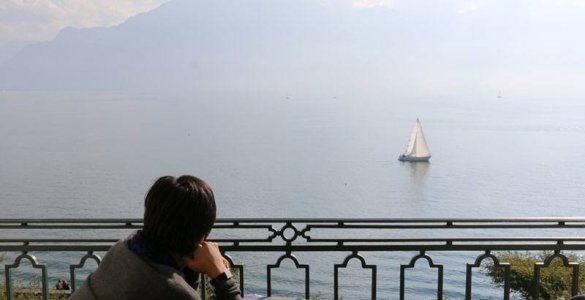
[0,42,23,65]
[0,0,389,93]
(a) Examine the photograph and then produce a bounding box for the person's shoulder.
[162,274,201,300]
[68,274,97,300]
[99,234,136,264]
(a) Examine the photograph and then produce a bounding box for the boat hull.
[398,155,431,162]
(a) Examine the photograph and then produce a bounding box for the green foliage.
[484,251,585,300]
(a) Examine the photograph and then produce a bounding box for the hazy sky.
[1,0,585,96]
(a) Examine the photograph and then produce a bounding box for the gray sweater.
[70,236,242,300]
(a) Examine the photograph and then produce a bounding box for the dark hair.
[142,175,216,255]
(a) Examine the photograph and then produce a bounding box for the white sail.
[399,119,431,161]
[404,123,417,155]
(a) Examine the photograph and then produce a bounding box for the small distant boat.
[497,91,503,98]
[398,118,431,162]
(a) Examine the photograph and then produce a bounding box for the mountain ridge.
[0,0,378,93]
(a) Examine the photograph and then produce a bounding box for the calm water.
[1,91,585,298]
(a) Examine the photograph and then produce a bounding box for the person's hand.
[182,241,228,279]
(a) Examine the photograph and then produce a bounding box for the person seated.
[70,175,241,300]
[55,279,70,290]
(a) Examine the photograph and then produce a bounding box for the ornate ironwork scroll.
[69,251,102,291]
[533,250,580,299]
[334,251,376,300]
[465,250,510,300]
[267,253,310,299]
[400,251,443,300]
[5,252,49,300]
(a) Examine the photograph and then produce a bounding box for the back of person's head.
[142,175,216,255]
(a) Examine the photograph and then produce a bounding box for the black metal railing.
[2,218,585,299]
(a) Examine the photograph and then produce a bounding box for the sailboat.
[398,118,431,162]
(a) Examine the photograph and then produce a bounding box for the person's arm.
[212,277,241,300]
[182,241,242,300]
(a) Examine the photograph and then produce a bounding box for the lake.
[1,91,585,298]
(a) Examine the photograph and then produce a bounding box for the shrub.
[484,251,585,299]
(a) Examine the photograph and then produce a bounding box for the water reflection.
[408,161,430,186]
[399,161,430,200]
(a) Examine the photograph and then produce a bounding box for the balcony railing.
[2,218,585,299]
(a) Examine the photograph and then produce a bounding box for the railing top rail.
[0,219,143,224]
[219,217,585,223]
[2,217,585,223]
